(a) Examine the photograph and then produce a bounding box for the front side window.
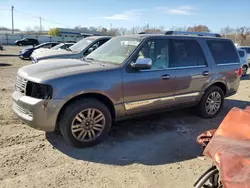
[206,40,239,65]
[86,37,141,65]
[133,39,169,70]
[69,37,94,52]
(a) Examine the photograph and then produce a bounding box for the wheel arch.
[56,93,116,130]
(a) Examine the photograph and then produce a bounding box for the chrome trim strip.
[140,65,206,72]
[124,92,200,110]
[217,63,240,66]
[125,96,173,110]
[174,92,200,98]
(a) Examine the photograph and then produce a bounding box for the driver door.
[122,39,176,115]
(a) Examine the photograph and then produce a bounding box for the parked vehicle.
[19,42,59,59]
[15,38,39,46]
[12,31,242,147]
[237,49,249,76]
[51,42,75,50]
[238,46,250,65]
[30,36,111,63]
[0,41,3,51]
[32,42,75,54]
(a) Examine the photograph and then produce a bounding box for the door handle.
[202,71,210,76]
[161,74,170,80]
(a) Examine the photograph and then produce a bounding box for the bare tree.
[220,26,234,37]
[117,27,127,35]
[235,26,250,45]
[168,26,187,31]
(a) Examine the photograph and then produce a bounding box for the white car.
[238,49,249,76]
[238,46,250,65]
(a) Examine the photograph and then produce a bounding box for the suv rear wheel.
[197,86,224,118]
[242,65,248,76]
[59,99,112,147]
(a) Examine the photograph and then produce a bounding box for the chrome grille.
[15,76,28,94]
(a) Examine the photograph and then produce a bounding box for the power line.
[14,8,72,28]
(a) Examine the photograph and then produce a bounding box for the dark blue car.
[19,42,59,59]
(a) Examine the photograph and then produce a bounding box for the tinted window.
[238,50,244,57]
[206,40,239,64]
[240,48,250,53]
[169,39,206,68]
[134,39,169,70]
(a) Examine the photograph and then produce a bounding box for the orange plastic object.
[204,107,250,188]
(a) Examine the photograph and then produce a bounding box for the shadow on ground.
[0,63,12,67]
[46,99,250,166]
[0,54,18,57]
[241,74,250,81]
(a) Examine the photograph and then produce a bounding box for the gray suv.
[12,31,241,147]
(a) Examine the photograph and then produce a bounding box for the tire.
[197,86,224,118]
[59,98,112,148]
[194,166,220,188]
[242,65,248,76]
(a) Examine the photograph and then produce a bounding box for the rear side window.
[238,50,244,57]
[240,48,250,53]
[169,39,207,68]
[206,40,239,65]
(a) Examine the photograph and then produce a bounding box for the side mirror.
[131,58,152,69]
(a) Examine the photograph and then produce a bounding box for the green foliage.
[48,28,60,36]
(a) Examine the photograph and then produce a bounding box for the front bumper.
[12,91,65,132]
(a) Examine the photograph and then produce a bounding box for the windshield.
[51,43,64,50]
[86,37,141,65]
[238,50,245,57]
[69,37,94,52]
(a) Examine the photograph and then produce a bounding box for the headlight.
[26,82,53,99]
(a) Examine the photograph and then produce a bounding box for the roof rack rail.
[165,31,221,37]
[138,31,164,34]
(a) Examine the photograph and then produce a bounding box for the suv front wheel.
[59,99,112,147]
[197,86,224,118]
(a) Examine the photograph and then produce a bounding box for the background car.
[19,42,59,59]
[30,36,111,63]
[238,46,250,65]
[238,49,249,76]
[15,38,39,46]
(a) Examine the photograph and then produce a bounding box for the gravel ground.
[0,46,249,188]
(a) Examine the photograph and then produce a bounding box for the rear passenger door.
[169,39,211,105]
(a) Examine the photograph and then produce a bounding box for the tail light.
[237,67,243,77]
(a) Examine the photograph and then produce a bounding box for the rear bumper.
[12,91,65,132]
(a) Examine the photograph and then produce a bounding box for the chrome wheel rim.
[243,67,247,75]
[71,108,105,142]
[205,92,221,115]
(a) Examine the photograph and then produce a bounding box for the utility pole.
[11,6,14,34]
[39,17,42,35]
[133,27,135,34]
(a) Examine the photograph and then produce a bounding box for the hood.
[18,59,113,83]
[32,49,75,60]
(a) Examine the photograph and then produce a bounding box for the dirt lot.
[0,46,249,188]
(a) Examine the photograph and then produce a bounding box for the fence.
[0,34,83,45]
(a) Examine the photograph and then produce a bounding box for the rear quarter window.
[206,40,239,65]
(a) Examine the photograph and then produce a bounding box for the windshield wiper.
[66,48,72,51]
